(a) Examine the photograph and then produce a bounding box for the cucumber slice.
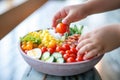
[41,52,50,61]
[52,52,62,59]
[27,48,42,59]
[46,56,55,63]
[56,57,64,63]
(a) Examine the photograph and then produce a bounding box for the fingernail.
[62,19,67,24]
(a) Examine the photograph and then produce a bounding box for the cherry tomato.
[65,50,72,54]
[70,47,78,54]
[76,54,84,62]
[41,47,47,53]
[67,57,76,63]
[56,46,63,52]
[62,44,70,51]
[63,53,70,61]
[47,48,54,54]
[56,23,68,34]
[59,50,65,55]
[69,53,76,59]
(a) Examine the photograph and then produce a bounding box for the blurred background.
[0,0,27,15]
[0,0,120,80]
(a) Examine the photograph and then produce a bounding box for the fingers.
[52,9,67,27]
[77,41,102,60]
[76,38,91,50]
[76,34,103,60]
[78,33,90,42]
[77,43,96,55]
[62,12,74,25]
[83,49,99,60]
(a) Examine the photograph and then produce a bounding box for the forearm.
[84,0,120,15]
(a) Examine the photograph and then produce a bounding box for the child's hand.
[76,24,120,60]
[52,4,89,27]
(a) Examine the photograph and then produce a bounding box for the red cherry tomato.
[56,46,63,52]
[65,50,72,54]
[47,48,54,54]
[67,57,76,63]
[56,23,68,34]
[63,53,70,61]
[41,47,47,53]
[76,54,84,62]
[69,53,76,59]
[62,44,70,51]
[70,47,78,54]
[59,50,65,55]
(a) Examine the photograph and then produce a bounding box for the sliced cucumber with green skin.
[46,56,55,63]
[56,57,64,63]
[41,52,50,61]
[52,52,62,59]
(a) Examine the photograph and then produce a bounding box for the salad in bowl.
[19,23,103,76]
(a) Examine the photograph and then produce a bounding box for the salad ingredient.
[56,57,64,63]
[47,48,54,54]
[65,50,72,54]
[21,30,60,51]
[62,44,70,51]
[66,57,76,63]
[46,56,55,63]
[52,52,62,59]
[27,48,42,59]
[76,54,84,61]
[41,47,47,53]
[56,46,63,52]
[20,32,41,44]
[69,53,76,59]
[41,52,50,61]
[56,23,68,34]
[63,53,70,61]
[69,25,83,36]
[59,50,65,55]
[47,40,57,49]
[70,47,78,54]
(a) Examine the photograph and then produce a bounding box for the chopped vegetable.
[41,52,50,61]
[20,32,41,44]
[56,23,68,34]
[46,56,55,63]
[52,52,62,59]
[56,57,64,63]
[27,48,42,59]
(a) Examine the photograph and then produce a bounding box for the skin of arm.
[52,0,120,27]
[85,0,120,15]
